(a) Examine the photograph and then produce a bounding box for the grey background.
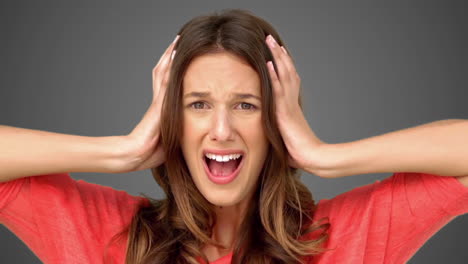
[1,1,467,263]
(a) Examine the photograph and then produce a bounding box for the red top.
[1,172,467,264]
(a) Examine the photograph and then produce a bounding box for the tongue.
[208,159,239,176]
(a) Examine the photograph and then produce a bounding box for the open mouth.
[203,154,243,176]
[202,152,244,184]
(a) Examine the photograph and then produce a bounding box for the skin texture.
[180,51,269,255]
[265,35,324,174]
[126,34,468,262]
[177,35,325,260]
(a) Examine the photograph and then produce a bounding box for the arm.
[0,36,178,183]
[262,36,468,183]
[0,125,127,182]
[308,119,468,179]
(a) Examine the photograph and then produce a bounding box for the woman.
[1,8,468,264]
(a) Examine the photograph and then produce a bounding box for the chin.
[202,189,245,207]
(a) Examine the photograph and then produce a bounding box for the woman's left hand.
[265,34,324,173]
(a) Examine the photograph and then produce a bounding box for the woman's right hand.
[116,35,179,173]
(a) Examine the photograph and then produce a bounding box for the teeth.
[205,153,242,162]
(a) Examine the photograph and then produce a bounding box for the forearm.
[308,119,468,178]
[0,125,127,182]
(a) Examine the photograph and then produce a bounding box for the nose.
[209,108,234,142]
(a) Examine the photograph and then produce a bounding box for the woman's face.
[181,51,269,207]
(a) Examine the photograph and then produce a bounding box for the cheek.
[237,117,269,173]
[183,113,212,132]
[251,131,269,163]
[181,114,210,163]
[238,115,267,145]
[182,115,204,144]
[181,116,196,159]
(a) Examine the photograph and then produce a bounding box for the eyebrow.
[183,92,261,101]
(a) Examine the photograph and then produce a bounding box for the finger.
[275,44,296,80]
[153,57,174,101]
[153,35,179,70]
[153,48,176,93]
[278,45,300,82]
[280,46,288,55]
[266,35,298,83]
[266,35,290,82]
[153,36,179,99]
[267,60,284,97]
[154,50,176,111]
[161,50,176,88]
[154,48,175,97]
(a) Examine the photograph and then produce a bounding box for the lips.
[202,149,244,156]
[204,155,242,174]
[202,152,244,184]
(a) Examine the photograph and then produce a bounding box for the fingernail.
[270,35,277,43]
[267,61,275,72]
[171,50,176,60]
[268,35,276,47]
[281,46,288,54]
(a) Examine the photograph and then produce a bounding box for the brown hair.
[109,8,331,264]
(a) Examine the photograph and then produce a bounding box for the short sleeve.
[308,172,468,264]
[383,172,468,261]
[0,176,27,211]
[0,173,149,264]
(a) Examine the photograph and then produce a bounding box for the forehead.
[183,52,261,95]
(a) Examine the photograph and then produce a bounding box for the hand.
[265,34,324,172]
[117,35,179,173]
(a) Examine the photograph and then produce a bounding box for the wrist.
[307,142,363,178]
[302,142,328,177]
[97,135,135,173]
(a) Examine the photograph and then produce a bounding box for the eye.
[236,102,257,110]
[189,101,208,110]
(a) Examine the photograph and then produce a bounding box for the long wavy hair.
[108,8,331,264]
